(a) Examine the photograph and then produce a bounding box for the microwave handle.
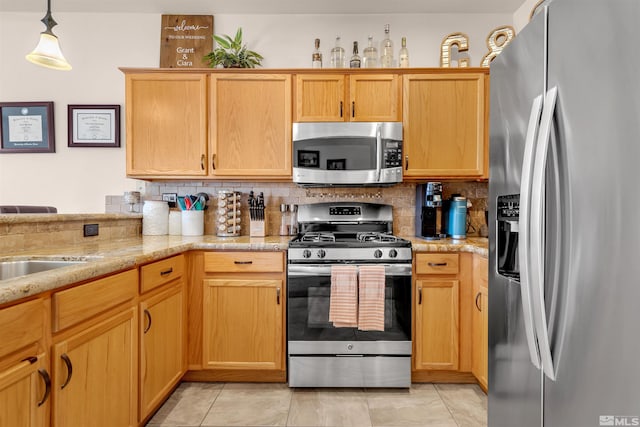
[376,124,382,181]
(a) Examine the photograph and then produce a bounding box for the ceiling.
[0,0,528,14]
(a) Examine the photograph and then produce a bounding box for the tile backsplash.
[108,181,488,237]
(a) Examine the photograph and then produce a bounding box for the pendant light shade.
[25,0,72,71]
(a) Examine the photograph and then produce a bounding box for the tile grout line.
[433,384,461,427]
[198,383,226,427]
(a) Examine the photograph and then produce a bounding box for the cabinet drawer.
[140,254,185,293]
[53,269,137,332]
[415,253,459,275]
[0,299,44,359]
[204,251,284,273]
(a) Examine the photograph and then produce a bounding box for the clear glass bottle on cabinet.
[350,41,361,68]
[363,35,378,68]
[380,24,394,67]
[330,36,345,68]
[399,37,409,67]
[312,38,322,68]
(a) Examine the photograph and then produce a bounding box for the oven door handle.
[287,264,412,277]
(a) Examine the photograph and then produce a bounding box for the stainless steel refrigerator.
[489,1,640,426]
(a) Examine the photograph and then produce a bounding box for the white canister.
[182,210,204,236]
[168,210,182,235]
[142,201,169,235]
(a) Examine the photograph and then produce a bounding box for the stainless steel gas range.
[287,202,412,388]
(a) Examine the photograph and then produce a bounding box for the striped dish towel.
[329,265,358,328]
[357,265,386,331]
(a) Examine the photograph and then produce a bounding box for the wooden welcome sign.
[160,15,214,68]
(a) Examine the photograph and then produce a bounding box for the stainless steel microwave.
[292,122,403,186]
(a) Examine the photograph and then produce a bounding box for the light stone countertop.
[0,235,487,306]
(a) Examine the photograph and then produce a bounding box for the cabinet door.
[472,256,488,390]
[139,282,185,420]
[125,73,208,177]
[415,279,459,371]
[203,279,283,370]
[349,74,401,121]
[210,74,292,178]
[53,308,137,427]
[403,73,485,178]
[295,74,346,122]
[0,354,49,427]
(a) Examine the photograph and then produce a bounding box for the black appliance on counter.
[415,182,444,240]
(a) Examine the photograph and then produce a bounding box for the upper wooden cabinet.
[210,74,292,178]
[124,72,208,177]
[403,71,488,178]
[294,73,401,122]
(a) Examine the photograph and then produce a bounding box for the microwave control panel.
[383,140,403,168]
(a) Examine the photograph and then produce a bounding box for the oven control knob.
[374,249,383,258]
[302,249,311,258]
[389,249,398,258]
[317,249,326,258]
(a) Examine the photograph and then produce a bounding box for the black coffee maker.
[415,182,444,240]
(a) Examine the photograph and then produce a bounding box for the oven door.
[287,263,412,355]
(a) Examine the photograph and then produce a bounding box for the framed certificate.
[68,104,120,147]
[0,102,55,153]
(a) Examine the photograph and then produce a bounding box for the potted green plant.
[203,28,263,68]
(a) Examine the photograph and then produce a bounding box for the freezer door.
[542,0,640,425]
[488,9,547,427]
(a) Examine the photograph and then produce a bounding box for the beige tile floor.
[146,382,487,427]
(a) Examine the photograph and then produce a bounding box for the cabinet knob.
[405,155,409,170]
[200,154,205,171]
[340,101,343,118]
[212,154,216,170]
[475,292,482,311]
[418,287,423,305]
[352,101,355,118]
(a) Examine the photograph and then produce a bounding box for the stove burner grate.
[300,232,336,243]
[356,232,398,243]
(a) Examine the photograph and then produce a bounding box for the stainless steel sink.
[0,259,88,281]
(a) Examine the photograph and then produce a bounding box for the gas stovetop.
[287,202,412,263]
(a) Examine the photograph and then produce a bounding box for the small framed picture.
[0,102,55,153]
[298,150,320,168]
[68,104,120,147]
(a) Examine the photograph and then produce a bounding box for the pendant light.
[25,0,72,71]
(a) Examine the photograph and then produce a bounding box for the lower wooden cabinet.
[472,255,488,391]
[51,269,138,427]
[0,353,49,427]
[139,282,185,421]
[413,252,476,383]
[415,279,460,371]
[52,307,137,427]
[203,278,283,371]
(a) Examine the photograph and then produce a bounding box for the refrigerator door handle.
[518,94,544,370]
[530,86,558,381]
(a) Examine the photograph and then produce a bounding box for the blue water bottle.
[448,196,467,239]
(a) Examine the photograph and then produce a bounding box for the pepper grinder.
[289,204,298,235]
[279,204,289,236]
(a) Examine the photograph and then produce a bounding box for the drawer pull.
[60,354,73,389]
[144,309,152,333]
[37,369,51,406]
[427,262,448,267]
[418,287,423,305]
[277,287,281,305]
[160,268,173,276]
[475,292,482,311]
[234,261,253,265]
